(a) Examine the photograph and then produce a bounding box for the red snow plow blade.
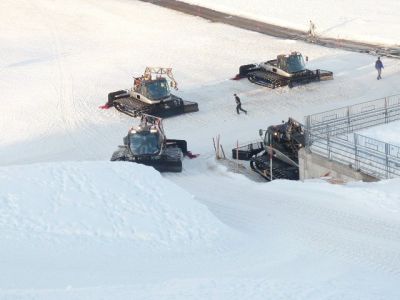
[231,74,243,80]
[99,104,111,109]
[185,151,199,159]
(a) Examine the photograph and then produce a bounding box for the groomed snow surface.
[182,0,400,45]
[360,120,400,146]
[1,0,400,299]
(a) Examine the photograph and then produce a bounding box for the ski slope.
[1,0,400,299]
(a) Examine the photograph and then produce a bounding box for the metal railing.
[305,94,400,179]
[309,132,400,179]
[305,94,400,138]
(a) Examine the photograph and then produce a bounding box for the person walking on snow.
[234,94,247,115]
[308,20,316,38]
[375,57,384,80]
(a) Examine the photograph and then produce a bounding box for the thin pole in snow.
[236,140,239,172]
[217,134,220,159]
[269,143,273,181]
[220,145,226,159]
[212,137,216,157]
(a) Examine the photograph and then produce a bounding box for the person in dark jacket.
[375,57,384,80]
[234,94,247,115]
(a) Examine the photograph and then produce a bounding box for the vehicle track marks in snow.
[167,159,400,278]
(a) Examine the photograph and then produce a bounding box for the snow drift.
[0,161,229,249]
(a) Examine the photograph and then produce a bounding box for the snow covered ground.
[359,120,400,146]
[2,161,400,299]
[182,0,400,46]
[1,0,400,299]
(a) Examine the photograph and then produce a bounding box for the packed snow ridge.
[0,161,230,250]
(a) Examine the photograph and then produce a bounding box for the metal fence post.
[385,142,389,179]
[347,106,351,134]
[305,115,311,151]
[327,124,331,160]
[354,133,359,171]
[384,97,389,123]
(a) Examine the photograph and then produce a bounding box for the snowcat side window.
[265,130,274,145]
[141,85,148,98]
[278,57,288,72]
[134,79,141,92]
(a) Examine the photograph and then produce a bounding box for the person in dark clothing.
[234,94,247,114]
[375,57,384,80]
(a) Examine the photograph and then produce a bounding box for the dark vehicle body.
[106,68,198,118]
[232,118,305,181]
[236,52,333,89]
[111,114,189,172]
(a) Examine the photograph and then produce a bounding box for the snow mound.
[0,161,227,250]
